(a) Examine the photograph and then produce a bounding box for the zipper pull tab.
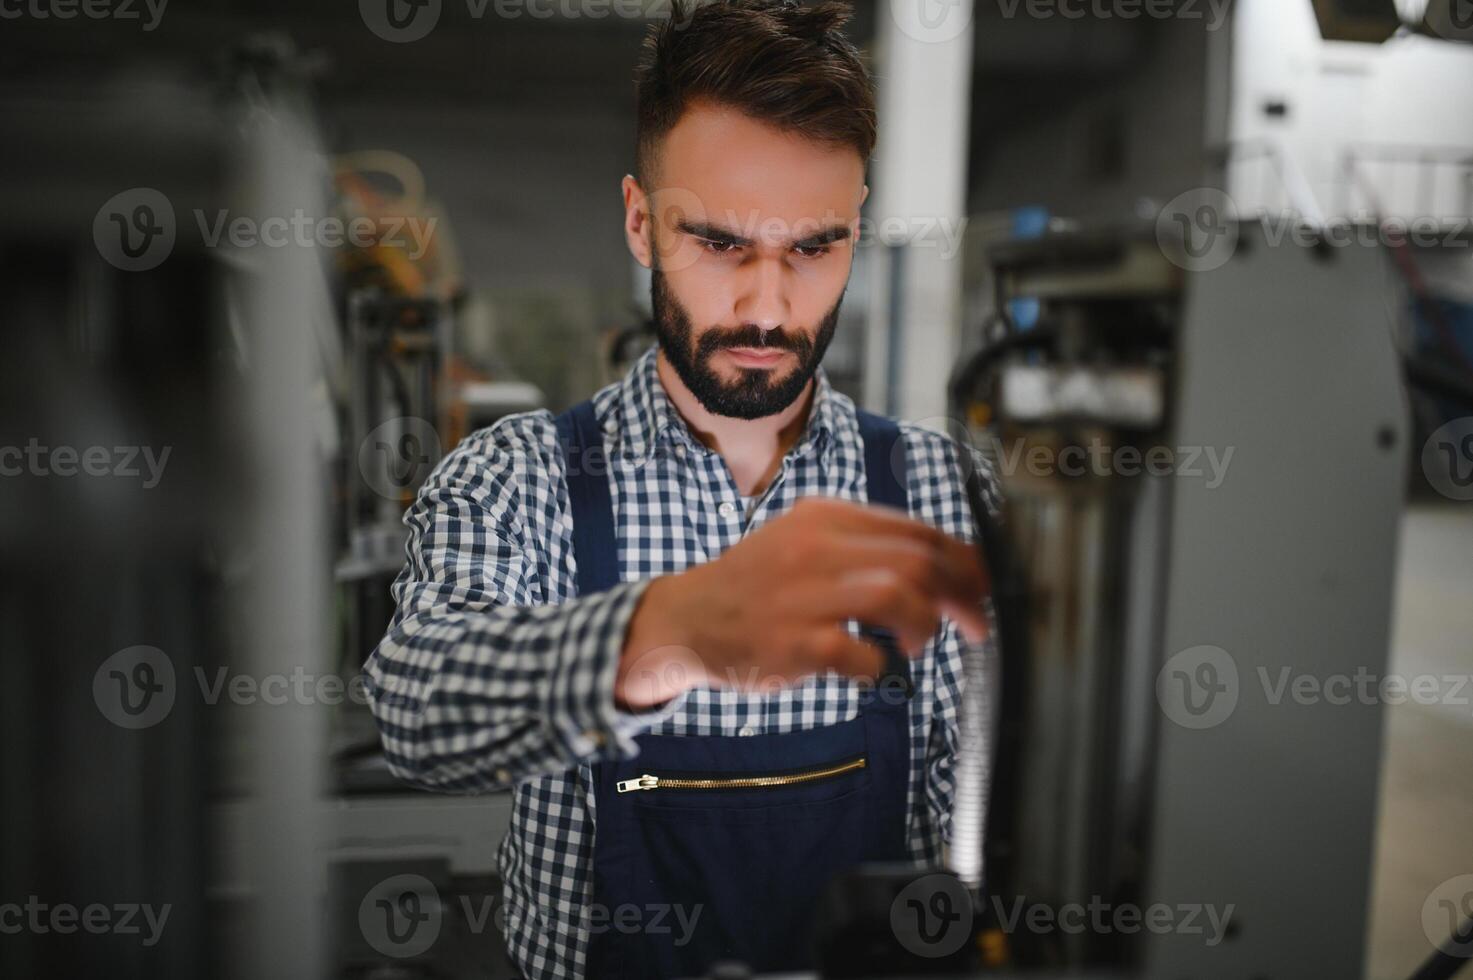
[616,774,659,793]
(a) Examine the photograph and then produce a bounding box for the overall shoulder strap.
[855,409,909,513]
[854,409,915,702]
[554,400,620,597]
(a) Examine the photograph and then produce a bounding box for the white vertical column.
[238,95,330,980]
[866,0,976,422]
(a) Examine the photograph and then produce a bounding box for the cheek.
[662,264,734,326]
[789,258,851,323]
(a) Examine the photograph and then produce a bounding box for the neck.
[655,349,815,497]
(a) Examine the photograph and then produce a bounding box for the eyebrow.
[676,219,853,250]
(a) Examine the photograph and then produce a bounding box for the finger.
[805,534,988,614]
[783,573,937,658]
[942,536,991,600]
[800,626,885,681]
[829,568,942,655]
[940,597,990,645]
[812,536,991,646]
[797,499,990,600]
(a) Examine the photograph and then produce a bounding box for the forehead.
[653,100,866,228]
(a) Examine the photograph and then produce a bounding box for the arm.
[362,421,682,794]
[365,418,993,795]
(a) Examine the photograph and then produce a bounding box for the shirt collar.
[614,344,840,467]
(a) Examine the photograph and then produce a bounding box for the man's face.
[628,100,867,420]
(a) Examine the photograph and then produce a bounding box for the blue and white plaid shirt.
[364,345,993,979]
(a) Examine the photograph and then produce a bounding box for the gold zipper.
[616,756,866,793]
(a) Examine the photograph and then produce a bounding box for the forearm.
[365,576,684,791]
[612,573,713,710]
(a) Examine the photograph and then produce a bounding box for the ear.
[623,174,653,269]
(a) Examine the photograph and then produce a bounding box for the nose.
[732,254,790,334]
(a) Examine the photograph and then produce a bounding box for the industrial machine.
[708,216,1430,980]
[962,218,1408,979]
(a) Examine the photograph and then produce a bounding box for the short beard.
[649,265,842,420]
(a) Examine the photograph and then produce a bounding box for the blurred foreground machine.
[965,219,1404,979]
[789,219,1413,980]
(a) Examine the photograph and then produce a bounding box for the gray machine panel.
[1143,226,1408,978]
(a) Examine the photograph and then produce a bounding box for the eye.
[699,238,739,255]
[793,244,832,259]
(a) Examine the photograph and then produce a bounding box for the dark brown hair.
[633,0,876,186]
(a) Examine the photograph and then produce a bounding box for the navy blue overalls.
[554,400,915,979]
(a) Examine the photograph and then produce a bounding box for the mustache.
[695,325,811,359]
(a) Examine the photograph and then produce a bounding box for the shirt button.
[718,501,737,518]
[583,729,606,748]
[738,725,756,737]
